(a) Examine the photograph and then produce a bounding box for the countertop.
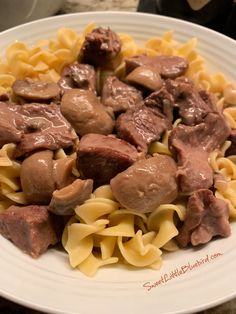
[0,0,236,313]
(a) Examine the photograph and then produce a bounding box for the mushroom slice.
[49,179,93,216]
[53,157,74,189]
[12,78,60,101]
[126,65,163,91]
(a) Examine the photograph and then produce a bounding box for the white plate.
[0,11,236,314]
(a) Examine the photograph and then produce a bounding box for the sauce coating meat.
[176,189,231,247]
[79,27,121,68]
[58,63,97,93]
[77,133,139,187]
[0,205,63,258]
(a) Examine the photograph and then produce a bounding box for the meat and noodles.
[0,25,235,277]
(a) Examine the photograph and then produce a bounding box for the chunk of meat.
[14,103,77,157]
[169,112,231,193]
[176,148,213,193]
[49,179,93,216]
[61,89,114,136]
[126,65,163,91]
[144,87,175,121]
[176,189,231,247]
[225,129,236,156]
[79,27,121,68]
[116,105,171,152]
[58,63,96,93]
[0,205,63,258]
[165,77,217,125]
[12,78,60,102]
[0,102,24,147]
[125,55,188,78]
[77,133,139,186]
[101,76,143,114]
[110,155,178,213]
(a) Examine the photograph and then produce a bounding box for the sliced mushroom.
[126,65,163,91]
[20,150,55,204]
[12,78,60,101]
[49,178,93,215]
[53,157,74,189]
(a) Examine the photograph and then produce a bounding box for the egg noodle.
[0,23,236,276]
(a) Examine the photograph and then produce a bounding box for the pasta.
[62,185,185,276]
[0,23,235,277]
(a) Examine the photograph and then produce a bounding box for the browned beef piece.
[116,105,171,152]
[0,102,24,147]
[14,103,77,157]
[0,205,63,258]
[77,133,139,186]
[144,87,175,121]
[110,155,178,213]
[49,178,93,216]
[169,112,231,193]
[101,76,143,114]
[225,129,236,156]
[79,27,121,68]
[176,189,231,247]
[61,89,114,136]
[58,63,96,93]
[12,78,60,102]
[165,77,217,125]
[125,55,188,78]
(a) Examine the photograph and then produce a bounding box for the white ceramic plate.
[0,11,236,314]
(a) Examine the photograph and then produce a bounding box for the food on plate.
[0,24,235,276]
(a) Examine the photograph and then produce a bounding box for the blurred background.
[0,0,235,38]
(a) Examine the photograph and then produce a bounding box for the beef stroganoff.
[0,23,235,276]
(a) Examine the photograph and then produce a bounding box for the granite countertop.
[0,1,236,314]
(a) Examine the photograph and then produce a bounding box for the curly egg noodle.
[0,23,236,276]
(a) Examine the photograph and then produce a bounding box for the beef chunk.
[144,87,175,121]
[225,129,236,156]
[165,77,217,125]
[110,155,178,213]
[58,63,96,93]
[61,89,114,136]
[0,102,24,147]
[169,112,230,193]
[116,105,171,152]
[14,103,77,157]
[49,178,93,216]
[12,78,60,102]
[0,205,63,258]
[79,27,121,68]
[77,133,139,186]
[176,189,231,247]
[125,55,188,78]
[101,76,143,114]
